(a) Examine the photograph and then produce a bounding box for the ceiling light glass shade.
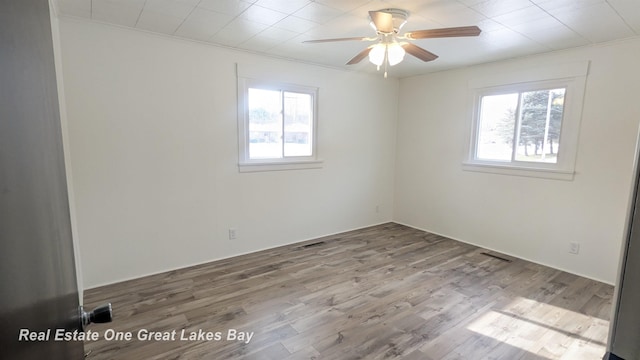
[368,44,386,66]
[387,43,405,66]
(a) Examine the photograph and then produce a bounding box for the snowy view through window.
[248,88,313,159]
[476,88,565,164]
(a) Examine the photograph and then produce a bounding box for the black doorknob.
[79,303,112,331]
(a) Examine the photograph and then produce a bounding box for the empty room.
[3,0,640,359]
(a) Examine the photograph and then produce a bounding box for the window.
[476,87,565,164]
[465,62,588,180]
[237,78,321,172]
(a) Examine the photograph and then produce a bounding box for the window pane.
[283,92,312,157]
[248,88,282,159]
[476,93,519,161]
[515,88,565,163]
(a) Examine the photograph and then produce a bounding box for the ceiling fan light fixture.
[368,43,386,66]
[304,8,482,77]
[387,42,405,66]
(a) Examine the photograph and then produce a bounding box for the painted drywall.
[395,38,640,284]
[58,18,398,288]
[58,14,640,288]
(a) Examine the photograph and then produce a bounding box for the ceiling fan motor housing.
[370,8,409,33]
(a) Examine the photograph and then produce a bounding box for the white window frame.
[463,62,589,181]
[237,77,322,173]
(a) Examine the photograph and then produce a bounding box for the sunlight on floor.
[466,296,609,359]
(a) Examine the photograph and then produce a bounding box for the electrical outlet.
[569,242,580,254]
[228,228,237,240]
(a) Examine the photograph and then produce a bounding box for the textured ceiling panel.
[53,0,640,78]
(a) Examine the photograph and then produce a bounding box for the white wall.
[395,38,640,284]
[59,15,640,288]
[58,18,398,288]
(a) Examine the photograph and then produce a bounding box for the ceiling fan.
[303,8,481,77]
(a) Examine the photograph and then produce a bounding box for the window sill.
[239,159,324,173]
[462,162,575,181]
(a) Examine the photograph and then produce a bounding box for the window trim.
[237,77,322,173]
[463,62,589,181]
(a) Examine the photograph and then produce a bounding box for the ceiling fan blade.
[346,47,374,65]
[404,26,481,39]
[303,36,371,43]
[369,11,394,33]
[402,43,438,62]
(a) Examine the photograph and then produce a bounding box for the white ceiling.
[53,0,640,78]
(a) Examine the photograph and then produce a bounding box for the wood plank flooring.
[84,223,613,359]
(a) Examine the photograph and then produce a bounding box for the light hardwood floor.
[84,223,613,359]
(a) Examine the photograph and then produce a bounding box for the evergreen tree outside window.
[476,88,566,164]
